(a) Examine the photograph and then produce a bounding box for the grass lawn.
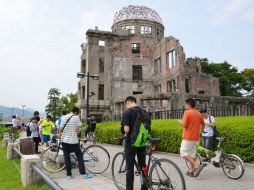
[0,144,50,190]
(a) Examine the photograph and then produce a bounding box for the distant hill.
[0,105,35,118]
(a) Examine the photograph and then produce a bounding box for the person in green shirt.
[41,115,54,147]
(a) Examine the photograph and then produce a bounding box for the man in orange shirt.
[178,98,204,177]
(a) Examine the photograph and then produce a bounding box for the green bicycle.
[185,137,245,180]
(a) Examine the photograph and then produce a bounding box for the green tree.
[241,68,254,97]
[45,88,61,120]
[197,57,244,96]
[56,93,78,115]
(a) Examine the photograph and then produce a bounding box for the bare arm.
[75,127,80,134]
[207,122,215,128]
[178,119,187,128]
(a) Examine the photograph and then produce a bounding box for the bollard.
[21,155,41,187]
[2,137,10,148]
[2,132,10,148]
[7,142,19,160]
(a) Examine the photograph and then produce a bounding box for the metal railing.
[13,147,23,157]
[103,104,253,122]
[12,146,62,190]
[30,163,62,190]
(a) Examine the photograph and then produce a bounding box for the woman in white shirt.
[11,115,18,141]
[200,108,216,162]
[29,116,41,154]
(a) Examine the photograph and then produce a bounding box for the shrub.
[0,125,11,139]
[96,116,254,163]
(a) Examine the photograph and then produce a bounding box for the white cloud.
[240,8,254,21]
[212,0,254,25]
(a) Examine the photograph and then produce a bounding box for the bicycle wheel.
[111,152,126,190]
[83,145,110,174]
[222,154,245,180]
[40,147,65,173]
[149,158,186,190]
[185,153,202,170]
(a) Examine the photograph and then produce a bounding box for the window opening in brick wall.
[132,65,142,80]
[99,58,104,73]
[132,43,140,54]
[154,57,161,75]
[166,50,176,69]
[98,84,104,100]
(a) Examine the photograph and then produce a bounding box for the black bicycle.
[112,136,186,190]
[40,136,110,174]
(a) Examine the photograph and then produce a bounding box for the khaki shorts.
[180,140,199,158]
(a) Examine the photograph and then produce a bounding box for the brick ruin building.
[77,5,254,121]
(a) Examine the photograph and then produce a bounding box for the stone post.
[2,132,10,148]
[7,142,19,160]
[21,155,41,187]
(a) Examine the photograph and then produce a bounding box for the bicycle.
[40,136,110,174]
[112,136,186,190]
[185,136,245,180]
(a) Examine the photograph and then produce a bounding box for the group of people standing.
[178,98,216,178]
[120,96,216,190]
[27,111,54,153]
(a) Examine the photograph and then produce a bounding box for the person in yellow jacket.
[41,115,54,147]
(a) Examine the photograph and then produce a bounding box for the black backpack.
[26,122,31,137]
[130,108,151,147]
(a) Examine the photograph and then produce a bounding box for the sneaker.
[194,164,204,177]
[82,173,93,179]
[66,175,73,180]
[186,171,194,177]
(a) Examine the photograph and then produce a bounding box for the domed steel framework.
[113,5,163,25]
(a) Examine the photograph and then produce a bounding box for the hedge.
[0,125,11,139]
[95,116,254,163]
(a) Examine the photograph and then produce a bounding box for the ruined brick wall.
[110,35,157,101]
[153,36,185,93]
[182,58,220,96]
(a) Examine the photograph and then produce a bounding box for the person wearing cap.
[200,108,216,161]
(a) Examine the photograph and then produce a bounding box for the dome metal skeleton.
[113,5,163,25]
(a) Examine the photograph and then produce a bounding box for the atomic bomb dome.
[113,5,163,25]
[112,5,164,39]
[77,5,228,122]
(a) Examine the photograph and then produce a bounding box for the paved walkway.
[47,143,254,190]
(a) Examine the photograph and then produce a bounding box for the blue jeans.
[202,136,213,149]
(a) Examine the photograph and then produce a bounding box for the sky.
[0,0,253,112]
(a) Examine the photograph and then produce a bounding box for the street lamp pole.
[21,104,26,117]
[77,72,99,119]
[87,72,90,117]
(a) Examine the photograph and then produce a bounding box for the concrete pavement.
[47,142,254,190]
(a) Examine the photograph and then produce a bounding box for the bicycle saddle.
[79,138,88,143]
[215,137,226,142]
[150,138,160,145]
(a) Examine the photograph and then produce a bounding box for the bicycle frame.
[198,138,229,166]
[117,143,172,188]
